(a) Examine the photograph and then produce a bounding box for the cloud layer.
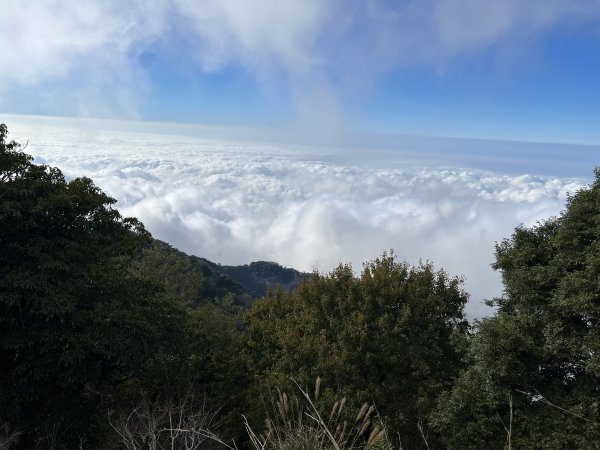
[2,0,600,118]
[8,116,587,317]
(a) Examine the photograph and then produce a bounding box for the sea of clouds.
[7,116,591,317]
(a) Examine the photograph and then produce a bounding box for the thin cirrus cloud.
[1,0,600,119]
[7,116,590,318]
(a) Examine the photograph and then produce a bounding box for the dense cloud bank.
[9,117,586,317]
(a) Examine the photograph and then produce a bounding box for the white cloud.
[2,1,600,118]
[0,0,168,116]
[173,0,326,73]
[7,116,589,318]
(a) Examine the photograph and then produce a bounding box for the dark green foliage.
[246,253,469,449]
[131,241,251,423]
[132,240,204,306]
[135,239,308,307]
[0,124,186,448]
[434,171,600,449]
[162,245,253,305]
[221,261,308,298]
[8,121,600,449]
[196,255,307,303]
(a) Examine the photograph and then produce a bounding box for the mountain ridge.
[143,239,309,306]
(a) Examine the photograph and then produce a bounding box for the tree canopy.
[4,122,600,449]
[0,124,187,448]
[434,171,600,449]
[246,253,469,448]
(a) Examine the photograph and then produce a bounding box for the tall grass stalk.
[244,378,395,450]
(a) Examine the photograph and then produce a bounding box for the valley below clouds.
[8,116,590,317]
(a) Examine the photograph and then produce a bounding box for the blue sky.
[2,0,600,144]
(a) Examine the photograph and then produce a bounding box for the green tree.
[132,240,204,306]
[0,124,186,448]
[246,253,469,449]
[434,171,600,449]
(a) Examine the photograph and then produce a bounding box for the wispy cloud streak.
[2,0,600,119]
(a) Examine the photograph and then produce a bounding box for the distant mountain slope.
[219,260,307,297]
[137,240,308,306]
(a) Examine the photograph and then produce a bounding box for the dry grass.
[109,392,232,450]
[0,421,20,450]
[108,379,398,450]
[244,378,396,450]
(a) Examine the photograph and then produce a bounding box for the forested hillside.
[2,124,600,449]
[134,239,307,307]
